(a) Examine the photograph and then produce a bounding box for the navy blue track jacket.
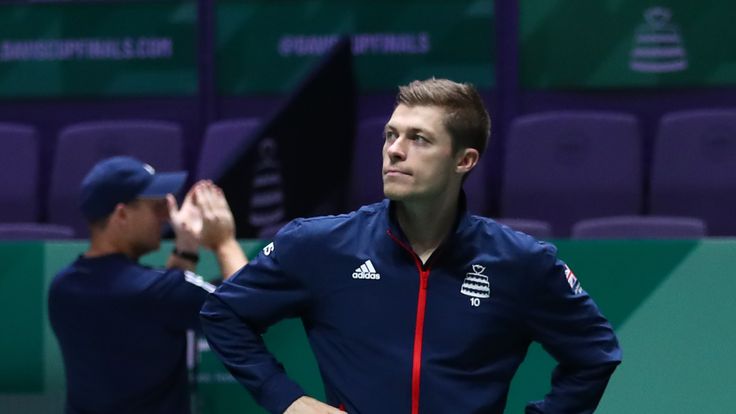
[200,200,621,414]
[49,254,215,414]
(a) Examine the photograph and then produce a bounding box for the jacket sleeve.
[200,220,311,414]
[523,242,622,414]
[147,268,215,331]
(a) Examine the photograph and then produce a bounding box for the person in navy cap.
[48,156,248,414]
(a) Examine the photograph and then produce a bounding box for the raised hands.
[193,180,247,278]
[167,183,204,253]
[194,180,236,251]
[167,180,235,252]
[166,180,246,276]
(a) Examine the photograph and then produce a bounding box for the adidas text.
[352,271,381,280]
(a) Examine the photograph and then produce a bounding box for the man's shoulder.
[465,215,552,259]
[50,256,109,288]
[51,255,183,293]
[265,202,387,262]
[280,201,387,237]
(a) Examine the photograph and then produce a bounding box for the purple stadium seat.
[494,218,552,240]
[0,123,39,222]
[196,118,262,180]
[571,216,706,239]
[502,111,642,237]
[0,223,75,240]
[348,117,387,210]
[48,120,184,237]
[650,109,736,236]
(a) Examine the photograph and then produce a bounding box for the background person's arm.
[196,181,247,279]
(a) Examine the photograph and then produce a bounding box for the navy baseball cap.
[79,156,188,221]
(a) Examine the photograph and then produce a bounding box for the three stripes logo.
[184,271,216,294]
[352,259,381,280]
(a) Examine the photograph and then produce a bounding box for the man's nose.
[386,136,407,161]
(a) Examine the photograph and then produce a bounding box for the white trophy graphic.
[461,264,490,299]
[248,138,286,235]
[630,6,688,73]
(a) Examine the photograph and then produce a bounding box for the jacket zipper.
[387,230,431,414]
[411,266,429,414]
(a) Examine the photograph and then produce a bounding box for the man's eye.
[414,135,428,143]
[384,131,396,141]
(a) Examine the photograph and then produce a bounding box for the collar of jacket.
[383,191,472,265]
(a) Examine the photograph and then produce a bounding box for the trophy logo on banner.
[629,6,688,73]
[248,138,286,236]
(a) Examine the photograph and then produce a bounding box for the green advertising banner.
[216,0,495,94]
[0,0,197,98]
[521,0,736,89]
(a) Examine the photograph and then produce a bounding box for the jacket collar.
[384,191,472,252]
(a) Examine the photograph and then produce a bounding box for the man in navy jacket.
[49,157,248,413]
[201,79,621,413]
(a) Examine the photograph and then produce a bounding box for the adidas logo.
[352,259,381,280]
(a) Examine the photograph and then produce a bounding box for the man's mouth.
[384,168,411,176]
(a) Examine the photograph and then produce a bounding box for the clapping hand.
[167,182,205,253]
[195,180,236,251]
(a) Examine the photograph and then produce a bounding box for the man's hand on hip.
[284,396,347,414]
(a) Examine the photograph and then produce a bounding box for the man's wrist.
[172,247,200,263]
[213,237,240,255]
[174,235,199,251]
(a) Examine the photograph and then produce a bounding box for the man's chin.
[384,186,413,202]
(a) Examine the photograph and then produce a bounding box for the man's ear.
[456,148,480,175]
[109,203,129,225]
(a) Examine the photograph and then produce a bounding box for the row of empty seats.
[497,216,707,240]
[500,110,736,236]
[0,215,707,241]
[0,119,263,238]
[1,108,735,239]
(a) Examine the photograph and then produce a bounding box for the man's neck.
[395,193,459,264]
[85,234,136,261]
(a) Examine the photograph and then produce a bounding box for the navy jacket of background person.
[49,255,214,414]
[200,199,622,413]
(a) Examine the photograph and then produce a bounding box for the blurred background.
[1,0,736,239]
[1,0,735,412]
